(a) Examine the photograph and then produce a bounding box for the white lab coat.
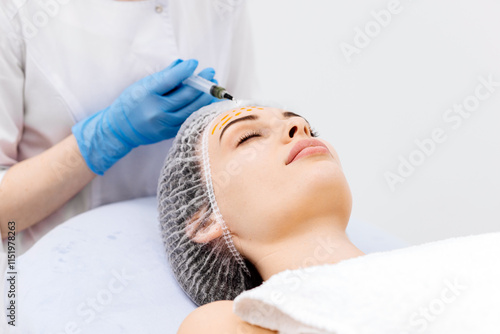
[0,0,257,254]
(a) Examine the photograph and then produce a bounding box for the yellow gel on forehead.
[210,106,262,135]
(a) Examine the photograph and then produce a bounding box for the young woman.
[157,100,365,333]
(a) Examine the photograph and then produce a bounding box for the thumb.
[147,59,199,95]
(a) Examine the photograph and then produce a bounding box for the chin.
[287,160,352,217]
[300,157,345,187]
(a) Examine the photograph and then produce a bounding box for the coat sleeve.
[0,3,25,174]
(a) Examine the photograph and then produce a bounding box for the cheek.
[213,154,267,209]
[211,151,279,233]
[213,142,276,193]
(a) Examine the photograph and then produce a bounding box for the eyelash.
[310,127,320,137]
[236,126,320,146]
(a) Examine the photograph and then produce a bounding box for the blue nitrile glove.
[72,59,218,175]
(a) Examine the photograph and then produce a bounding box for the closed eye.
[237,130,261,146]
[309,127,319,137]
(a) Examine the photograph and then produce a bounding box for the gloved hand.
[72,58,218,175]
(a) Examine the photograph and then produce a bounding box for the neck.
[252,222,365,281]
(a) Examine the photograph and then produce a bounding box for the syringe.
[182,74,234,101]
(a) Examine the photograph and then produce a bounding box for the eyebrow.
[219,111,310,143]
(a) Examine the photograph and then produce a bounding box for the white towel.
[233,232,500,334]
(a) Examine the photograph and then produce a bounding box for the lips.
[286,138,330,165]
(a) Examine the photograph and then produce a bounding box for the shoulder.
[178,300,277,334]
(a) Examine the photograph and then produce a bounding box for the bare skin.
[179,301,277,334]
[0,135,95,238]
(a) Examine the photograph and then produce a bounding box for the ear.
[191,221,223,243]
[185,207,223,244]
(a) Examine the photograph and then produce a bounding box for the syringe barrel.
[182,75,215,95]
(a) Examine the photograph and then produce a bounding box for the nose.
[286,117,311,139]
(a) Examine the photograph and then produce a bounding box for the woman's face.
[206,106,352,260]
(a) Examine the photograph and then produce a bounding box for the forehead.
[209,106,283,136]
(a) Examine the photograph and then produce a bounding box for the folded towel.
[233,232,500,334]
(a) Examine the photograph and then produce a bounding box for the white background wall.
[246,0,500,245]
